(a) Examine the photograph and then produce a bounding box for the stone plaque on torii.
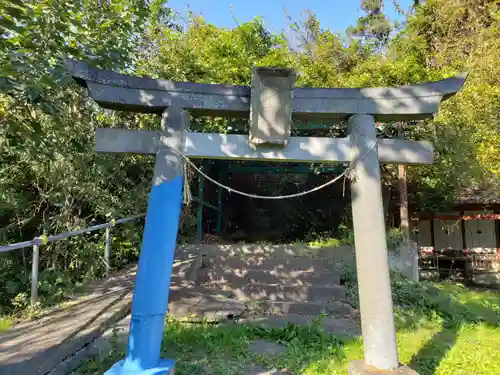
[67,59,466,375]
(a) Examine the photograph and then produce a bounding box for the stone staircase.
[173,243,359,329]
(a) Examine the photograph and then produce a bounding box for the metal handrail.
[0,214,144,305]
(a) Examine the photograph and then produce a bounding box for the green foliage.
[392,0,500,210]
[347,0,393,51]
[306,236,342,248]
[342,264,500,328]
[76,280,500,375]
[0,0,169,311]
[0,316,13,332]
[137,16,295,136]
[387,227,403,250]
[303,225,402,250]
[1,0,499,313]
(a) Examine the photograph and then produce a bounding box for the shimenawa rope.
[174,141,376,200]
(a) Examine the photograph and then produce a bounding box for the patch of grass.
[75,318,500,374]
[0,316,12,331]
[306,237,342,248]
[75,276,500,375]
[300,226,404,250]
[75,318,346,375]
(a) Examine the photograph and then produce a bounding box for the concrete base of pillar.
[105,359,175,375]
[348,360,418,375]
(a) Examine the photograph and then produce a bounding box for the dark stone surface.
[212,283,346,303]
[258,300,354,317]
[244,315,360,337]
[65,59,250,95]
[198,268,342,287]
[66,59,467,120]
[348,360,419,375]
[0,271,135,375]
[200,255,340,273]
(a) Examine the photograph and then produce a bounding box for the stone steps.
[254,300,354,317]
[209,283,345,302]
[167,288,354,321]
[178,243,354,259]
[198,268,341,287]
[172,244,357,321]
[243,314,361,336]
[201,255,341,274]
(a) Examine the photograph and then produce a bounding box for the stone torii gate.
[67,60,466,375]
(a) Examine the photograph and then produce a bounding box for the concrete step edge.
[241,314,361,336]
[201,281,345,290]
[196,268,342,287]
[204,267,343,274]
[178,244,354,258]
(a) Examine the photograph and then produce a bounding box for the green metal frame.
[216,167,223,234]
[192,197,221,213]
[192,158,344,242]
[226,165,343,174]
[194,161,225,242]
[195,169,205,242]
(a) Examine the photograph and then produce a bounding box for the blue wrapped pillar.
[105,108,188,375]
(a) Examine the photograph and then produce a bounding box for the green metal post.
[195,163,205,242]
[216,167,223,234]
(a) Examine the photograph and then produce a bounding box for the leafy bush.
[306,234,342,248]
[387,227,403,251]
[342,262,500,329]
[338,224,355,246]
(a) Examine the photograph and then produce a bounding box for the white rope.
[174,141,377,200]
[182,163,192,205]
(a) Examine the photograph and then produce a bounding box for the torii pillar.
[348,114,401,373]
[67,59,466,375]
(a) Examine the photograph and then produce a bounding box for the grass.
[306,237,343,248]
[299,226,402,250]
[75,274,500,375]
[0,316,12,332]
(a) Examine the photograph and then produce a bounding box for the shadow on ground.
[390,275,500,375]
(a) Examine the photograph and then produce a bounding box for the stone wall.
[388,241,419,281]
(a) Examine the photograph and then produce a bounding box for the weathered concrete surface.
[52,315,132,375]
[179,243,355,258]
[177,243,358,322]
[0,255,199,375]
[254,300,354,317]
[199,255,340,273]
[198,268,342,287]
[0,266,136,375]
[388,241,419,281]
[96,128,434,165]
[153,107,187,184]
[167,289,247,321]
[67,59,466,121]
[61,289,249,375]
[244,314,361,337]
[249,67,295,147]
[349,114,399,370]
[212,283,346,302]
[0,244,359,375]
[179,243,418,281]
[348,360,419,375]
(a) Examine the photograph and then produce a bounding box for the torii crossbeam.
[67,60,466,375]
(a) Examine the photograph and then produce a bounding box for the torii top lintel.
[66,59,466,121]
